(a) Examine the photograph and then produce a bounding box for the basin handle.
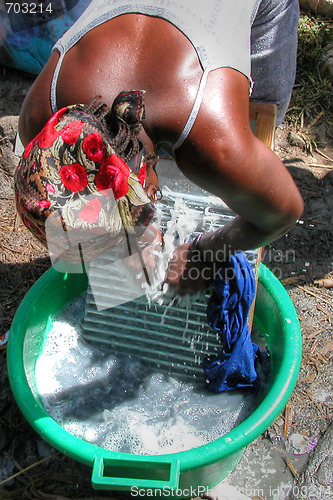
[91,454,180,492]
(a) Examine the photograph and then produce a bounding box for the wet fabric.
[204,253,259,392]
[14,91,155,263]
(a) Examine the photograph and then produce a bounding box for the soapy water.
[33,188,270,455]
[33,189,270,455]
[82,188,260,379]
[85,188,243,311]
[143,191,233,305]
[34,294,270,456]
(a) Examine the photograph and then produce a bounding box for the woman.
[16,0,304,294]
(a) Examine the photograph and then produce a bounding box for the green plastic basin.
[7,263,302,497]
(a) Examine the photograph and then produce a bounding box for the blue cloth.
[203,253,259,392]
[5,16,74,75]
[6,35,54,75]
[0,1,90,75]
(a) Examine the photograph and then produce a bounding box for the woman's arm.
[165,68,304,293]
[18,51,60,146]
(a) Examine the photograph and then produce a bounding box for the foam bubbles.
[144,193,202,306]
[34,190,268,456]
[35,305,266,456]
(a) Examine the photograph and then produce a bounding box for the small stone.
[0,115,20,175]
[0,115,19,143]
[288,131,306,149]
[313,122,328,148]
[287,433,319,455]
[317,455,333,486]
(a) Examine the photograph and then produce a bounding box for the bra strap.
[172,68,210,153]
[50,49,65,114]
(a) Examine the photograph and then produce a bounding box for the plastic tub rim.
[7,263,302,472]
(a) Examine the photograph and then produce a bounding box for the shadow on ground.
[263,161,333,283]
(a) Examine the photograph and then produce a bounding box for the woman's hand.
[164,241,213,295]
[138,224,163,280]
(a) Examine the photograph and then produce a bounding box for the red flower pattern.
[137,163,147,185]
[82,133,106,162]
[37,123,59,149]
[59,163,88,193]
[95,154,130,199]
[60,121,84,145]
[48,107,67,128]
[38,200,51,209]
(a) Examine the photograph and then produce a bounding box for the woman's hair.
[83,93,144,163]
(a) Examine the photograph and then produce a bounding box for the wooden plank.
[248,102,278,331]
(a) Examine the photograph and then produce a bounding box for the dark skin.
[18,14,304,294]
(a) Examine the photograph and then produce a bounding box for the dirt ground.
[0,64,332,499]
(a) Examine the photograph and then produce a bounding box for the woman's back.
[19,13,203,149]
